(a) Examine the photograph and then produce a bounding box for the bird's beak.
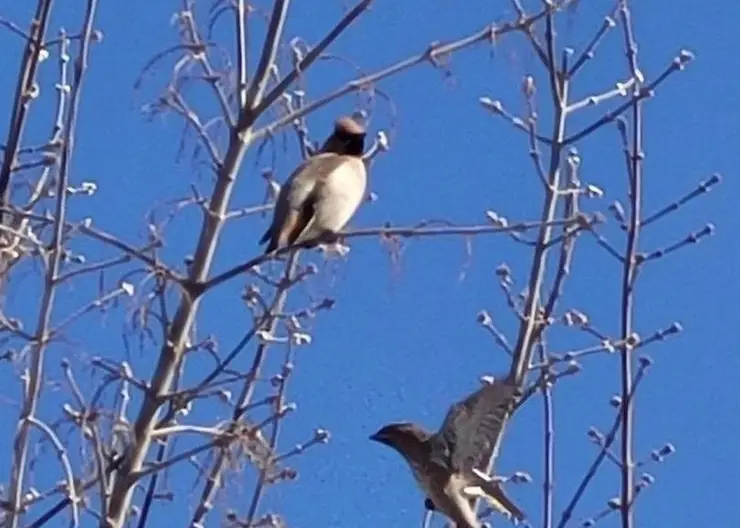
[369,431,385,443]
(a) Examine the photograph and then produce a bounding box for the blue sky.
[0,1,737,527]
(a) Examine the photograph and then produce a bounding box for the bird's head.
[370,422,431,458]
[321,116,366,156]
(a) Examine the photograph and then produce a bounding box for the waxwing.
[259,116,367,254]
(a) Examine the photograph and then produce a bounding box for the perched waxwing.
[259,116,367,254]
[371,375,525,528]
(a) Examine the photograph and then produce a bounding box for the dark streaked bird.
[370,375,525,528]
[259,116,367,254]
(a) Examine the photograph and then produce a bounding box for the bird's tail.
[259,226,277,255]
[467,469,525,523]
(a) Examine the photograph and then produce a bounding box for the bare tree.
[0,1,719,528]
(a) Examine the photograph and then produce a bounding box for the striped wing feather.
[433,379,518,473]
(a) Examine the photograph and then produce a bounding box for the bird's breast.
[323,160,367,201]
[308,160,367,234]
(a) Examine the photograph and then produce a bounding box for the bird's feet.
[317,231,350,257]
[319,229,341,245]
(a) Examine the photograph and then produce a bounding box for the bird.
[259,116,367,255]
[370,375,525,528]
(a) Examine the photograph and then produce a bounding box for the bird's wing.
[260,154,345,250]
[433,378,519,473]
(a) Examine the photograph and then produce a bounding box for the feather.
[435,378,518,473]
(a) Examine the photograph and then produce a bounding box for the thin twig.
[564,49,693,145]
[0,0,54,225]
[538,342,554,528]
[250,2,559,142]
[190,259,296,526]
[241,0,373,131]
[242,0,290,111]
[203,217,587,293]
[617,3,642,525]
[641,173,720,228]
[555,364,649,528]
[567,1,620,77]
[236,0,248,107]
[7,3,99,526]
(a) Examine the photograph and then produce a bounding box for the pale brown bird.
[370,376,525,528]
[259,116,367,254]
